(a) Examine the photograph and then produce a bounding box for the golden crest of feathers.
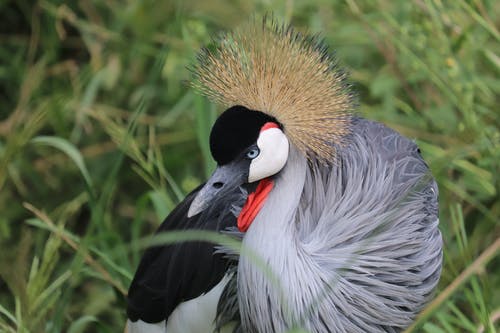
[192,18,356,162]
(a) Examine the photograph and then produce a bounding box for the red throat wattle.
[237,178,274,232]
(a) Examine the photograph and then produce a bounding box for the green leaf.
[31,136,94,198]
[67,315,98,333]
[148,190,173,221]
[422,322,447,333]
[0,303,16,326]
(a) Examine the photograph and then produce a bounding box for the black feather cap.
[210,105,280,165]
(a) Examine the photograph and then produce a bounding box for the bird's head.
[188,18,356,231]
[209,105,289,184]
[188,105,289,231]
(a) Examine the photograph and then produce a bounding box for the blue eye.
[246,147,260,159]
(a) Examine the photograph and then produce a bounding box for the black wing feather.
[127,184,240,323]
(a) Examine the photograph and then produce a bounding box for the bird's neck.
[238,146,309,332]
[247,145,306,237]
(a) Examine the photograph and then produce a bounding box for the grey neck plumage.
[238,144,307,332]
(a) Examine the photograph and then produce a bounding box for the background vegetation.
[0,0,498,332]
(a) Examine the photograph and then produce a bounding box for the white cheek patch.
[248,128,289,183]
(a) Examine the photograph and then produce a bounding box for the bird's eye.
[246,147,260,159]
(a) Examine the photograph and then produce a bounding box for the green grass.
[0,0,499,332]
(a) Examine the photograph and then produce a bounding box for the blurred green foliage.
[0,0,498,332]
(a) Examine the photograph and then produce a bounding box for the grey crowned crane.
[126,19,442,333]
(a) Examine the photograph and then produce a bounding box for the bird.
[125,18,442,333]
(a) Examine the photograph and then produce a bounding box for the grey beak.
[187,161,248,217]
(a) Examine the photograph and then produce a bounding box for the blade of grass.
[31,136,95,200]
[404,237,500,332]
[23,203,127,295]
[0,304,16,326]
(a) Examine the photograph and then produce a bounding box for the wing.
[127,184,238,324]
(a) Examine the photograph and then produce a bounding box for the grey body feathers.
[233,118,442,332]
